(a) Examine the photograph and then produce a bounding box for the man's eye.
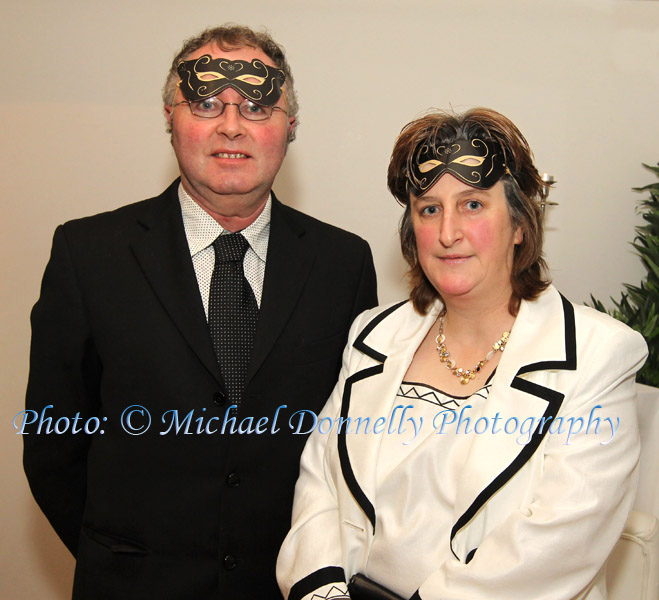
[242,101,267,115]
[195,98,220,113]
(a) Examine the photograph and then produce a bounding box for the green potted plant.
[590,163,659,386]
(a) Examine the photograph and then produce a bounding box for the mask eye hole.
[418,159,444,173]
[452,156,485,166]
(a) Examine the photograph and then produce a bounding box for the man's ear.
[288,116,296,134]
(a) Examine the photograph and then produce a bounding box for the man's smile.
[213,152,248,159]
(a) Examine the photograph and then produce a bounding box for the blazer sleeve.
[411,323,648,600]
[276,308,377,600]
[23,225,100,555]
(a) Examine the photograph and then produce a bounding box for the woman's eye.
[421,206,439,216]
[466,200,482,211]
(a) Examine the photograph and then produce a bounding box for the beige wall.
[2,0,657,596]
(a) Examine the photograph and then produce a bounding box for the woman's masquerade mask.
[407,136,507,193]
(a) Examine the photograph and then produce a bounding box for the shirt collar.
[178,184,271,261]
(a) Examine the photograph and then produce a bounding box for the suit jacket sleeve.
[23,224,100,555]
[276,308,377,600]
[349,240,378,324]
[411,320,647,600]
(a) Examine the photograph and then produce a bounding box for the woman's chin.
[432,279,477,301]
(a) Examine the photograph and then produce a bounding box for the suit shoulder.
[348,298,413,337]
[572,301,647,356]
[58,182,178,238]
[360,298,411,322]
[62,198,148,228]
[275,201,369,247]
[573,301,642,338]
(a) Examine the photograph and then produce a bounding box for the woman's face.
[410,174,523,306]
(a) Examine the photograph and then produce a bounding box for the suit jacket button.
[223,554,237,570]
[213,391,226,407]
[226,473,240,487]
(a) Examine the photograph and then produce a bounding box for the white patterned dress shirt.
[178,184,270,317]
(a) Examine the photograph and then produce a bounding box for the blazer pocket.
[74,526,148,596]
[82,526,149,556]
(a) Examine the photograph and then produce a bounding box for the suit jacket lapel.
[246,194,314,383]
[130,181,222,386]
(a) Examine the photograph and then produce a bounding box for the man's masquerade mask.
[177,56,286,106]
[407,136,507,193]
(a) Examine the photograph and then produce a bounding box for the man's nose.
[215,104,246,138]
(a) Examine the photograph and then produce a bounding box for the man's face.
[166,43,295,218]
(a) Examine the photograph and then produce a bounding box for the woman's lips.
[439,255,470,264]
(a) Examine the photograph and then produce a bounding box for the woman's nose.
[438,210,462,247]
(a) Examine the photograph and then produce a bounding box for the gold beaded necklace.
[435,310,510,385]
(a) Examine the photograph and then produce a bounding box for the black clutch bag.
[348,573,404,600]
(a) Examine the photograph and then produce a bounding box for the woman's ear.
[513,225,524,245]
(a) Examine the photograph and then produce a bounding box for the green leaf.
[588,161,659,384]
[643,314,658,338]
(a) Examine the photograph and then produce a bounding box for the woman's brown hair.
[388,107,550,315]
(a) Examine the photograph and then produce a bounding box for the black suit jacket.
[24,180,377,599]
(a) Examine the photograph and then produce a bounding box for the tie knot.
[213,233,250,263]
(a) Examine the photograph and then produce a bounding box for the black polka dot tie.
[209,233,258,409]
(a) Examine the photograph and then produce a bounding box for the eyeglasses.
[173,96,287,121]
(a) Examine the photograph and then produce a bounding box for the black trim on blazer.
[517,294,577,374]
[337,301,408,531]
[353,300,407,362]
[289,566,346,600]
[338,365,383,531]
[450,293,577,560]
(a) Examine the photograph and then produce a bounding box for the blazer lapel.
[246,194,314,383]
[130,181,222,386]
[450,286,577,561]
[338,301,441,532]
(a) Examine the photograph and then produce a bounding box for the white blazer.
[277,286,648,600]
